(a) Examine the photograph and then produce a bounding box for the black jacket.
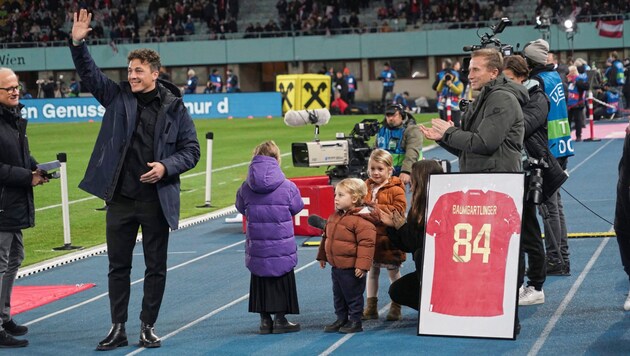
[386,222,424,281]
[522,83,568,202]
[0,104,38,231]
[615,132,630,236]
[70,41,200,230]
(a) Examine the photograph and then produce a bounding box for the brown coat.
[316,205,379,271]
[366,176,407,265]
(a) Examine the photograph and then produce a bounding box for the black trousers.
[106,195,170,324]
[617,233,630,282]
[518,200,547,290]
[389,271,420,310]
[381,86,393,106]
[331,267,365,322]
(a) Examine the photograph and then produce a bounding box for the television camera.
[286,109,380,181]
[524,156,547,205]
[36,160,61,180]
[463,17,514,57]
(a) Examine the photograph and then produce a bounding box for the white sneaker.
[624,289,630,311]
[519,286,545,306]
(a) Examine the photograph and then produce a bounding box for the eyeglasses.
[0,85,21,93]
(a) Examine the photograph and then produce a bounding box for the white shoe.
[225,213,243,223]
[519,286,545,306]
[624,289,630,311]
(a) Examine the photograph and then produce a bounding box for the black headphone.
[387,103,405,113]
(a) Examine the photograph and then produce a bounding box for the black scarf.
[135,86,158,106]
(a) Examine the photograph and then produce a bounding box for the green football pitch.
[23,113,435,265]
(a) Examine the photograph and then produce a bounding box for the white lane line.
[36,196,98,212]
[179,152,290,179]
[527,138,615,354]
[23,240,245,326]
[126,260,319,356]
[527,237,610,356]
[319,304,391,356]
[33,152,284,212]
[35,143,442,212]
[567,139,614,174]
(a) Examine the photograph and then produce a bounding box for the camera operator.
[420,48,526,174]
[522,39,574,276]
[604,51,626,111]
[39,76,58,99]
[503,55,568,306]
[432,58,464,127]
[378,62,396,107]
[566,60,591,141]
[375,103,423,186]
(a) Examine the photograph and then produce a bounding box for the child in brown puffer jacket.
[317,178,379,334]
[362,149,407,321]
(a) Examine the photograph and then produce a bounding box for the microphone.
[284,108,331,127]
[307,214,327,230]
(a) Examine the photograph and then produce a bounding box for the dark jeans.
[542,156,569,266]
[389,271,420,310]
[106,194,170,324]
[0,231,24,327]
[331,267,365,322]
[347,91,355,105]
[381,86,393,107]
[569,107,585,139]
[518,201,547,290]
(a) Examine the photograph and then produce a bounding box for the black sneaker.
[547,262,570,276]
[339,321,363,333]
[3,319,27,336]
[0,330,28,348]
[324,319,347,333]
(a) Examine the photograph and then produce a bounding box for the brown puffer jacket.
[316,204,379,271]
[365,176,407,265]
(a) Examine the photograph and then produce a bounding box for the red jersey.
[426,190,521,317]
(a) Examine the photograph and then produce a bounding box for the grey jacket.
[439,73,527,173]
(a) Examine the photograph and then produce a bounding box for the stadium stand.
[1,0,629,47]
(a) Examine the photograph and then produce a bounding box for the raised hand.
[72,9,93,42]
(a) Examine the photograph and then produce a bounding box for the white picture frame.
[418,173,524,339]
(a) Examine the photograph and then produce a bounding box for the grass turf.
[23,113,436,265]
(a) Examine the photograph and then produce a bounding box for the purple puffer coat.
[235,155,304,277]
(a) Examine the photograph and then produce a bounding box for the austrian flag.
[596,19,623,38]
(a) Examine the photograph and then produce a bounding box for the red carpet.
[11,284,96,316]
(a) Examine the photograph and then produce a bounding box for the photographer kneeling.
[502,56,568,306]
[380,160,443,310]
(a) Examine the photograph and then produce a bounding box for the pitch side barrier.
[19,92,282,123]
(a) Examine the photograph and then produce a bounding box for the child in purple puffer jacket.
[235,140,304,335]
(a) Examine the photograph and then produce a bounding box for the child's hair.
[368,149,394,169]
[253,140,280,162]
[336,178,368,206]
[408,160,443,227]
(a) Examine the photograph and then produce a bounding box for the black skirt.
[249,269,300,314]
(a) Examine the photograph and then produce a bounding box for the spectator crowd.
[1,0,629,46]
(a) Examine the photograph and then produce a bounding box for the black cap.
[385,103,404,115]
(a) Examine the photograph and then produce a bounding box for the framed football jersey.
[418,173,524,339]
